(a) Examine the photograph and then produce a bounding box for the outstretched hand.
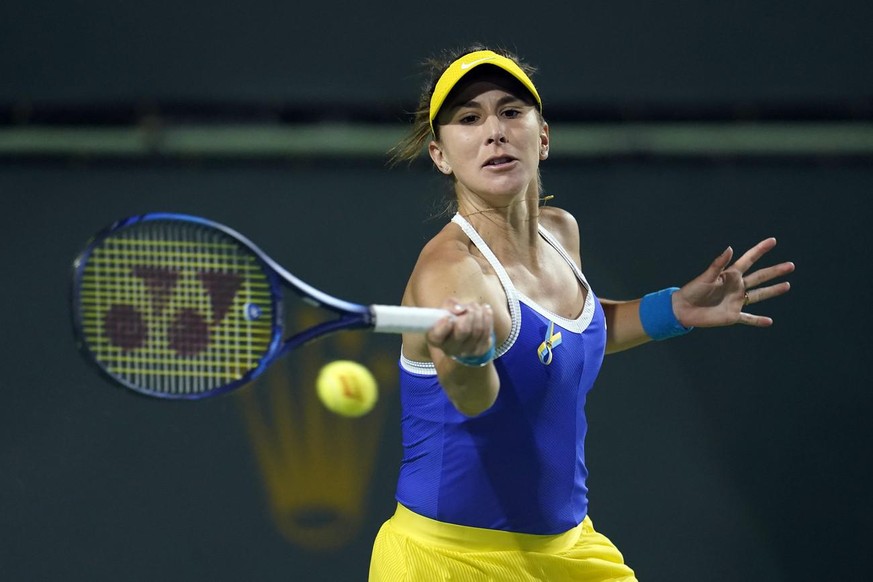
[672,238,795,328]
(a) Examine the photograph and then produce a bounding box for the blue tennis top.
[396,214,607,535]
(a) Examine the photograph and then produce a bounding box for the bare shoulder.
[403,222,491,308]
[401,223,506,361]
[539,206,583,263]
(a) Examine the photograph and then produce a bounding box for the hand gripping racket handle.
[370,305,450,334]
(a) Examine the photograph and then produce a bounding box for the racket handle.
[370,305,450,334]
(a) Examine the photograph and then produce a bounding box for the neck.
[456,185,545,262]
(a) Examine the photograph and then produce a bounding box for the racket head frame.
[70,213,373,399]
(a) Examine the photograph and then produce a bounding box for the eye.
[458,113,479,124]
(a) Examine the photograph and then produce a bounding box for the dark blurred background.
[2,1,871,581]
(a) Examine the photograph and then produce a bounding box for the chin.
[481,176,536,198]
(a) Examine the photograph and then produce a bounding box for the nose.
[485,114,507,145]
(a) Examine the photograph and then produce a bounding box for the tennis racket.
[71,213,447,400]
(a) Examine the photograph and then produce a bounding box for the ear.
[539,122,550,161]
[428,140,452,175]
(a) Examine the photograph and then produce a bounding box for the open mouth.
[483,156,516,167]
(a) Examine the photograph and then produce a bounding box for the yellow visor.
[429,50,542,133]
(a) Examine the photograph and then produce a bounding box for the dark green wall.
[1,159,870,580]
[2,0,871,109]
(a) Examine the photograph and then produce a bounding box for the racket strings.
[79,221,275,396]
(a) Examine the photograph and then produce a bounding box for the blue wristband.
[450,332,497,367]
[639,287,693,341]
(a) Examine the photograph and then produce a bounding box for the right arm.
[401,235,501,417]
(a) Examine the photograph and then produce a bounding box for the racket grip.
[370,305,450,334]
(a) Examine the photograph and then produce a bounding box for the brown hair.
[388,44,540,166]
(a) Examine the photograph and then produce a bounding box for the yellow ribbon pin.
[537,320,562,365]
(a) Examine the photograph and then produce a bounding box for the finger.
[701,246,734,282]
[743,261,795,289]
[731,237,777,274]
[474,304,495,352]
[464,304,492,354]
[426,314,456,346]
[426,298,464,345]
[482,303,494,336]
[442,297,467,316]
[745,281,791,305]
[453,305,479,346]
[737,312,774,327]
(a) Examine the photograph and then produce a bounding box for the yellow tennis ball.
[316,360,378,417]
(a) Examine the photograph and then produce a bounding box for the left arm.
[601,298,648,354]
[603,238,795,354]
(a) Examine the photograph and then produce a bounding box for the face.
[429,77,549,204]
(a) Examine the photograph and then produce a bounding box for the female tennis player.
[369,46,794,581]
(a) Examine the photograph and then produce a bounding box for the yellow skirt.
[369,504,637,582]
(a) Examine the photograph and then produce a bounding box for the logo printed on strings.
[102,264,243,357]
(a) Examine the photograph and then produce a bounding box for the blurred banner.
[238,307,399,552]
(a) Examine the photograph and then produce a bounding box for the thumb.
[701,246,733,282]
